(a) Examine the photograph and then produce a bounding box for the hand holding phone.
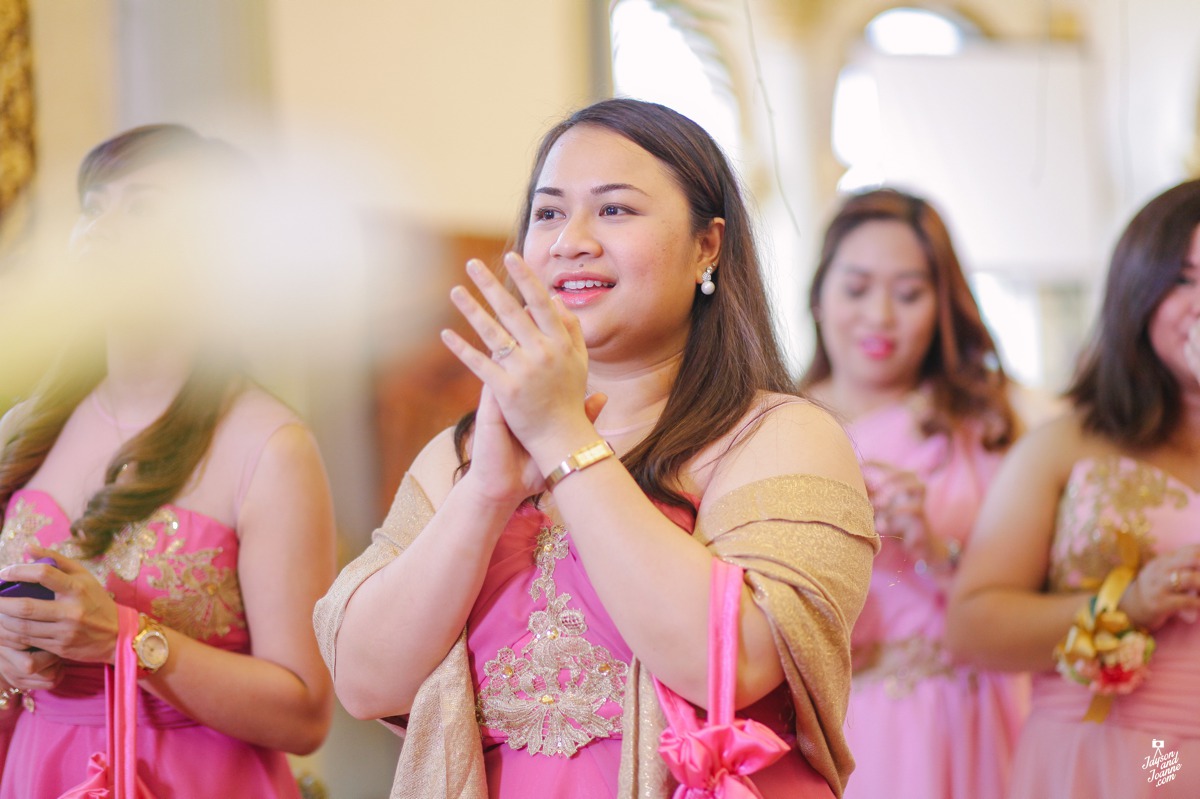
[0,556,57,602]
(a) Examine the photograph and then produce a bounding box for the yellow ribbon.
[1072,529,1141,723]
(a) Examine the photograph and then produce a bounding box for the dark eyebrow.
[532,183,648,198]
[591,182,647,196]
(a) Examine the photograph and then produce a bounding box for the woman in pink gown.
[802,189,1028,799]
[0,125,336,796]
[315,99,879,799]
[948,179,1200,798]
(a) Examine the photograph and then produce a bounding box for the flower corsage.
[1053,563,1156,722]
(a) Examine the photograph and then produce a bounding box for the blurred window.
[610,0,741,166]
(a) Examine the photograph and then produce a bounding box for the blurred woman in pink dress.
[0,125,336,796]
[315,99,879,799]
[802,189,1029,799]
[948,180,1200,798]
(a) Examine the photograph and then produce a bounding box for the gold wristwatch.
[132,613,169,673]
[544,440,615,491]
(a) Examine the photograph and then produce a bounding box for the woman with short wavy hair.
[949,179,1200,798]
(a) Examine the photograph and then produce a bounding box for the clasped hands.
[863,461,958,576]
[440,253,606,506]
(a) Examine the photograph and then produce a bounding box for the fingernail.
[439,329,454,343]
[466,260,481,276]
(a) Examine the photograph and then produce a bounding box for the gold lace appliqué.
[58,507,176,585]
[146,544,245,641]
[477,524,627,758]
[853,635,963,698]
[1050,457,1189,592]
[0,498,53,566]
[59,508,246,641]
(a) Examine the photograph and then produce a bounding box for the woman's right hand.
[0,645,63,693]
[1120,544,1200,630]
[460,384,608,507]
[459,384,545,506]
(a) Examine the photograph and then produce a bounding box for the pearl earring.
[700,264,717,296]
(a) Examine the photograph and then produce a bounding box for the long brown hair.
[454,98,794,511]
[1068,179,1200,448]
[0,125,239,557]
[800,188,1016,450]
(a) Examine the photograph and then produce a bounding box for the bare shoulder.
[406,426,461,510]
[696,393,865,497]
[957,409,1092,594]
[1000,409,1091,483]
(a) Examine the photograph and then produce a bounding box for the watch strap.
[544,440,615,491]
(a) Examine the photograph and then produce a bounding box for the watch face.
[140,631,169,669]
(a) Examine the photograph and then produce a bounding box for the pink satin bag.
[60,605,157,799]
[654,559,790,799]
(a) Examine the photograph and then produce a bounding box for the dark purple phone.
[0,556,57,601]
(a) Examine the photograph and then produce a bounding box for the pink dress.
[843,403,1027,799]
[0,389,302,797]
[1007,456,1200,798]
[467,500,835,798]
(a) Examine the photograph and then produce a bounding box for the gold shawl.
[313,473,877,799]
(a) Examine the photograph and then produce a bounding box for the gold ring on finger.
[492,338,519,362]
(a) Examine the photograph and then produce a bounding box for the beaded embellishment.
[476,524,627,757]
[1,499,245,642]
[0,498,52,566]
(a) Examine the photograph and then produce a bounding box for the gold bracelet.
[544,440,614,491]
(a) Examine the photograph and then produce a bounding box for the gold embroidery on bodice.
[0,498,53,566]
[476,524,627,757]
[57,507,177,586]
[1050,457,1189,592]
[0,498,245,641]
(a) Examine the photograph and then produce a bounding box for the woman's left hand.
[863,461,928,547]
[0,545,120,665]
[441,252,596,465]
[863,461,958,576]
